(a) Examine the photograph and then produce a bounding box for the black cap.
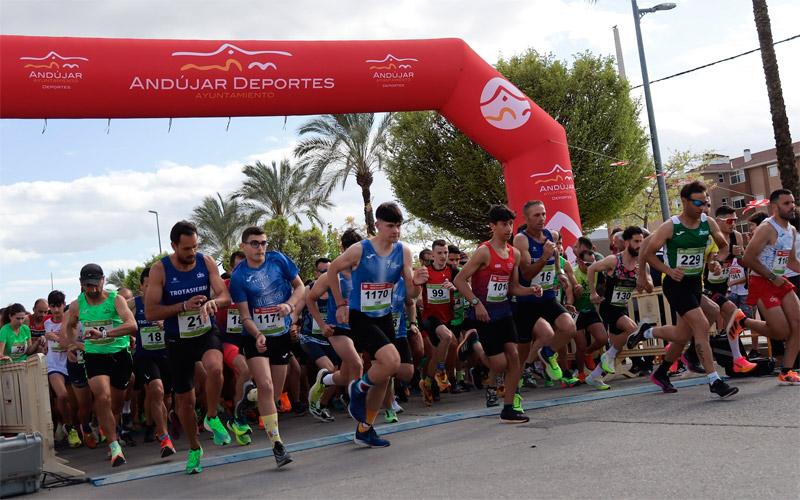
[79,263,104,285]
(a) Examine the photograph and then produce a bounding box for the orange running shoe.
[777,370,800,385]
[160,436,176,458]
[277,392,292,413]
[578,372,586,383]
[732,356,757,374]
[419,378,433,406]
[434,371,451,393]
[584,355,596,371]
[82,427,98,449]
[726,309,746,339]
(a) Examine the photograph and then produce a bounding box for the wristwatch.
[470,297,480,306]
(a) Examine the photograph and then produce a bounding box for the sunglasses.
[690,199,710,207]
[247,240,268,248]
[720,217,737,224]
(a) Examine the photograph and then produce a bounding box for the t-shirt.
[1,323,31,363]
[572,265,595,313]
[230,252,299,337]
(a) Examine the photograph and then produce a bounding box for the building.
[700,141,800,238]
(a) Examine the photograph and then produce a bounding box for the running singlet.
[665,214,710,277]
[79,290,128,354]
[214,279,242,341]
[161,253,214,341]
[327,273,353,330]
[728,258,747,295]
[28,315,48,339]
[518,229,557,302]
[420,264,457,323]
[572,266,595,313]
[230,251,298,337]
[349,239,404,318]
[603,254,638,309]
[469,241,515,321]
[391,277,408,339]
[705,232,738,293]
[0,323,31,362]
[752,217,796,278]
[45,317,66,353]
[301,281,329,346]
[134,296,166,355]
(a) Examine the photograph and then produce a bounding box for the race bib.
[610,286,634,307]
[311,317,322,336]
[707,264,730,284]
[10,342,26,355]
[426,284,450,305]
[728,267,744,284]
[676,247,705,276]
[532,263,556,290]
[83,320,115,345]
[392,312,401,333]
[140,325,166,350]
[177,311,211,339]
[360,283,393,313]
[76,350,84,364]
[50,340,65,353]
[772,250,790,275]
[486,275,509,303]
[226,307,242,334]
[253,306,286,336]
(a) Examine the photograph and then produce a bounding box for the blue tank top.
[161,253,214,340]
[391,277,407,339]
[349,239,404,318]
[518,229,557,302]
[327,273,353,330]
[300,280,329,345]
[134,296,166,357]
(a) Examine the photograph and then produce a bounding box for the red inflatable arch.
[0,35,582,244]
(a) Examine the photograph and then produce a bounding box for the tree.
[386,50,649,241]
[262,217,329,281]
[294,113,394,236]
[752,0,797,197]
[237,159,334,227]
[191,192,255,264]
[107,253,168,296]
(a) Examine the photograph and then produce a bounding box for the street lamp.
[148,210,162,254]
[632,0,676,223]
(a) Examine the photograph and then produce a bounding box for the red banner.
[0,35,582,244]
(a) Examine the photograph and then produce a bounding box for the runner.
[635,181,738,398]
[44,290,81,448]
[327,202,427,446]
[230,225,304,467]
[386,276,416,422]
[738,189,800,384]
[130,267,176,458]
[144,220,232,474]
[448,244,471,392]
[62,264,137,466]
[454,204,543,423]
[1,303,39,362]
[27,298,49,354]
[571,249,609,386]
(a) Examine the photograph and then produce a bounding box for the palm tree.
[106,269,127,289]
[191,192,255,263]
[752,0,797,197]
[294,113,394,235]
[236,159,333,226]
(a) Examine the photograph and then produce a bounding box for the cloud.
[0,248,41,265]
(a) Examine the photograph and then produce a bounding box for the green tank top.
[665,214,710,277]
[572,266,594,312]
[79,290,128,354]
[451,274,465,326]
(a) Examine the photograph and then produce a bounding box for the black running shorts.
[166,328,223,394]
[662,276,703,317]
[83,349,133,391]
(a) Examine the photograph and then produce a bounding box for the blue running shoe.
[347,380,367,423]
[354,426,390,447]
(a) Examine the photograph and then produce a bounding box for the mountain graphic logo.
[172,43,292,72]
[479,77,531,130]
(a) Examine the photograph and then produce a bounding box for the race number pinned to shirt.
[76,350,84,364]
[311,317,322,336]
[83,320,115,345]
[426,284,450,305]
[676,247,705,276]
[728,266,744,284]
[610,286,634,307]
[772,250,790,275]
[177,311,211,339]
[486,275,509,303]
[227,307,242,334]
[532,263,556,290]
[360,283,393,313]
[392,312,401,333]
[10,342,26,355]
[140,325,166,350]
[707,264,730,284]
[253,306,286,336]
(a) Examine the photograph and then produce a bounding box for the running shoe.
[457,330,478,361]
[236,381,257,422]
[512,392,523,413]
[500,407,530,424]
[726,309,746,338]
[538,349,563,381]
[777,370,800,385]
[384,409,399,424]
[431,376,441,402]
[496,384,505,398]
[470,366,485,390]
[119,429,136,447]
[227,420,252,446]
[354,426,390,447]
[650,370,678,393]
[293,401,309,416]
[319,407,335,422]
[277,392,292,413]
[679,352,705,374]
[347,381,367,423]
[450,381,465,394]
[97,425,107,443]
[585,373,611,391]
[600,351,616,374]
[54,423,66,443]
[732,356,757,374]
[273,441,293,467]
[522,367,538,388]
[185,447,203,474]
[159,435,176,458]
[203,415,231,446]
[577,372,586,383]
[143,424,155,443]
[109,441,126,467]
[560,374,580,388]
[485,387,499,407]
[626,322,654,349]
[434,370,451,392]
[67,427,82,448]
[391,399,404,414]
[709,379,738,398]
[81,425,98,449]
[308,368,329,409]
[419,378,434,406]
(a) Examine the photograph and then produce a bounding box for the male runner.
[44,290,81,448]
[62,264,137,466]
[571,249,608,386]
[145,220,232,474]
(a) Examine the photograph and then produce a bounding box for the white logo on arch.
[479,77,531,130]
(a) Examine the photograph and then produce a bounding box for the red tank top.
[471,241,515,320]
[421,264,456,323]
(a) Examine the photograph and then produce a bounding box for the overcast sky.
[1,0,798,308]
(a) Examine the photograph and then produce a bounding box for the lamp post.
[632,1,676,222]
[148,210,162,254]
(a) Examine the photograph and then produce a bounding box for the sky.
[1,0,798,308]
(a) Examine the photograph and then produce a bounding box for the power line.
[631,33,799,89]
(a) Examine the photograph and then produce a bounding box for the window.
[736,222,750,234]
[729,170,745,184]
[755,194,765,201]
[717,173,726,183]
[768,165,778,177]
[732,196,746,209]
[721,197,729,207]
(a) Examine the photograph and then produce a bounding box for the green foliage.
[106,253,168,296]
[386,50,650,241]
[263,217,330,281]
[191,192,256,264]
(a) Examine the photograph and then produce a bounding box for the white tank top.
[754,217,796,277]
[785,231,800,279]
